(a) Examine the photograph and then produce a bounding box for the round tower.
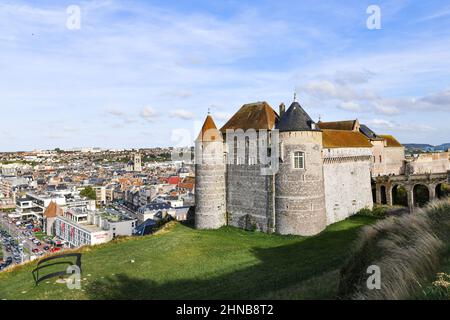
[195,114,226,229]
[275,100,327,236]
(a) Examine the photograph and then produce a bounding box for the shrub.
[356,206,387,219]
[338,199,450,300]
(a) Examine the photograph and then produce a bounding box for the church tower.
[134,153,142,172]
[275,99,327,236]
[194,114,226,229]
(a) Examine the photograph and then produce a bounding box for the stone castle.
[194,98,446,236]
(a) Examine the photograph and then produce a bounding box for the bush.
[338,199,450,300]
[356,206,387,219]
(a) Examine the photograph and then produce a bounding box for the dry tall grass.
[338,199,450,300]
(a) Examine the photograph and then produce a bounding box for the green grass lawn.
[0,215,375,300]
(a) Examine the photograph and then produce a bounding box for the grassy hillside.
[339,199,450,300]
[0,216,375,300]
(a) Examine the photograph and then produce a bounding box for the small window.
[379,155,382,163]
[293,151,305,169]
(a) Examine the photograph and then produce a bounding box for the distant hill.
[403,143,450,152]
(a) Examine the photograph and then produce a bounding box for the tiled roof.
[317,120,357,131]
[167,176,180,185]
[220,102,278,132]
[379,135,403,148]
[322,129,373,148]
[44,201,60,218]
[197,114,222,142]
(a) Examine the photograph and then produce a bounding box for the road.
[0,213,42,263]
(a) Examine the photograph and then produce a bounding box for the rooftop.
[322,129,373,148]
[317,120,357,131]
[276,101,318,132]
[379,135,403,148]
[220,101,278,132]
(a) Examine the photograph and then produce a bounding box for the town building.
[54,207,137,247]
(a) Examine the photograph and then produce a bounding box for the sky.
[0,0,450,151]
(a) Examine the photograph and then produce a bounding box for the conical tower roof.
[196,114,223,142]
[44,201,61,218]
[276,101,319,132]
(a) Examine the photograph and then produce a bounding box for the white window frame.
[293,151,305,170]
[248,156,257,165]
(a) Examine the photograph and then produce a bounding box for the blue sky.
[1,0,450,151]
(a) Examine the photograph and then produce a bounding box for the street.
[0,213,44,267]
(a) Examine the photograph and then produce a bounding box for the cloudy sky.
[1,0,450,151]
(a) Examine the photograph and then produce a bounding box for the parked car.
[50,247,61,253]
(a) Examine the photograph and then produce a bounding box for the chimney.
[279,103,286,117]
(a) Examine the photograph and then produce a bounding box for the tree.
[80,186,96,200]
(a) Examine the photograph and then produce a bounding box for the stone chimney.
[279,103,286,118]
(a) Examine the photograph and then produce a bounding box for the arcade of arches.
[373,172,450,212]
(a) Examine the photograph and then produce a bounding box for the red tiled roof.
[167,176,181,185]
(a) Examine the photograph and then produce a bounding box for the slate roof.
[276,102,318,132]
[359,124,383,140]
[322,130,373,148]
[220,102,278,132]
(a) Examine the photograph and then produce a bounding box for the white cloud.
[367,119,436,133]
[140,106,160,121]
[106,108,125,117]
[419,88,450,109]
[214,112,232,122]
[338,101,363,112]
[170,109,195,120]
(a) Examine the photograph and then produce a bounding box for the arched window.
[293,151,305,169]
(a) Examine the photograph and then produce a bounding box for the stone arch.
[392,184,408,207]
[413,184,430,207]
[436,183,449,199]
[371,183,377,203]
[380,185,387,205]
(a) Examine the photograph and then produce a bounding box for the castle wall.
[226,164,273,232]
[407,151,450,174]
[383,147,405,175]
[371,141,405,177]
[323,148,373,225]
[275,131,327,236]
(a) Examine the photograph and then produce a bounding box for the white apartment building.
[54,208,137,247]
[94,186,107,206]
